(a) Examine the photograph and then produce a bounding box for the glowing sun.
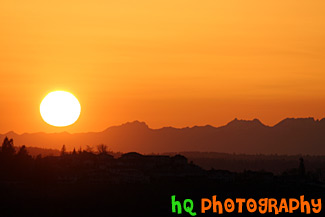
[40,91,81,127]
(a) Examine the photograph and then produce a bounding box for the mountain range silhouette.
[1,117,325,155]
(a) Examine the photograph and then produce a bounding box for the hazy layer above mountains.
[1,117,325,155]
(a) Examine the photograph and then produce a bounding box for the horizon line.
[1,116,323,136]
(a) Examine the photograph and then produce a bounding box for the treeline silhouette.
[0,137,324,217]
[167,152,325,175]
[0,137,200,185]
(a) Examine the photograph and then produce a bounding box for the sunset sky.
[1,0,325,133]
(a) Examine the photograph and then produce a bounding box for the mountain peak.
[225,118,265,128]
[103,120,149,133]
[274,117,317,128]
[5,131,18,136]
[121,120,149,128]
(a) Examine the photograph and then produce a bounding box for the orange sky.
[1,0,325,133]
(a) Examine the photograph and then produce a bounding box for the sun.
[40,91,81,127]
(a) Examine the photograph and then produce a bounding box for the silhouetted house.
[58,174,78,184]
[146,155,171,169]
[119,152,145,167]
[79,151,97,167]
[208,169,236,182]
[112,168,149,184]
[241,170,274,184]
[120,152,143,160]
[97,153,114,169]
[172,154,188,165]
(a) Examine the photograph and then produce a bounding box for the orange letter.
[246,199,257,213]
[201,198,212,213]
[212,195,223,214]
[289,198,300,213]
[258,198,268,214]
[236,199,245,213]
[278,199,289,213]
[300,195,310,214]
[224,199,235,213]
[311,199,321,214]
[268,198,279,214]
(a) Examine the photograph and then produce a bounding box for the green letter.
[184,199,197,216]
[171,195,182,214]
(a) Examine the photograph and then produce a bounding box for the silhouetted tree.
[86,145,94,153]
[97,144,108,154]
[72,148,77,155]
[61,145,66,156]
[299,157,305,177]
[17,145,29,157]
[78,146,82,154]
[16,145,32,172]
[1,137,15,157]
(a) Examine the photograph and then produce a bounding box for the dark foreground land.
[2,181,324,217]
[0,138,324,217]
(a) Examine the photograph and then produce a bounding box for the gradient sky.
[1,0,325,133]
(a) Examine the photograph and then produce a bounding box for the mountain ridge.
[1,117,324,155]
